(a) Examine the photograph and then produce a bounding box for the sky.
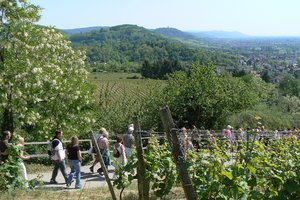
[30,0,300,36]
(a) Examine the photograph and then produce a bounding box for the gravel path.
[27,164,116,191]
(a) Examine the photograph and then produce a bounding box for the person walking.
[50,130,68,184]
[66,136,82,189]
[17,136,30,184]
[89,127,107,173]
[112,136,127,179]
[0,130,11,165]
[123,124,135,160]
[96,130,111,175]
[191,125,200,150]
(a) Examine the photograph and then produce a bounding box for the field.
[88,72,165,100]
[88,72,165,132]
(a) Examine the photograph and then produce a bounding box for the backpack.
[47,139,59,156]
[113,147,121,158]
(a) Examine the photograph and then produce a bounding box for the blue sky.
[30,0,300,36]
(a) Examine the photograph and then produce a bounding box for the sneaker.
[97,168,102,173]
[97,168,104,176]
[89,166,94,173]
[50,179,58,184]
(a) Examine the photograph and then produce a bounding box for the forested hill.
[62,26,103,35]
[153,27,200,41]
[68,24,238,72]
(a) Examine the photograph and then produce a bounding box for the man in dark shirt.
[0,130,11,164]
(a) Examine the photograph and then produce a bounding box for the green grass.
[0,183,185,200]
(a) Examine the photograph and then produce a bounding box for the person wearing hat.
[123,124,135,160]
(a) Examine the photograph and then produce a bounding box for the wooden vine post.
[160,106,198,200]
[91,134,117,200]
[133,116,150,200]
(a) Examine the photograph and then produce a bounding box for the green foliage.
[228,103,299,130]
[143,136,177,197]
[164,63,259,129]
[279,75,300,97]
[113,135,177,198]
[187,134,300,199]
[141,59,184,79]
[113,153,137,190]
[0,0,95,138]
[69,24,239,72]
[0,136,26,191]
[114,130,300,199]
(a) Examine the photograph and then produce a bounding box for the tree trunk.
[1,107,14,134]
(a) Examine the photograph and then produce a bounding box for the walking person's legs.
[58,159,68,183]
[67,160,75,187]
[74,160,81,189]
[89,157,99,173]
[50,160,59,183]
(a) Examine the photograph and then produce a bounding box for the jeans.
[51,160,68,182]
[67,160,81,188]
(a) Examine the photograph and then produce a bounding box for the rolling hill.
[67,24,239,72]
[62,26,104,35]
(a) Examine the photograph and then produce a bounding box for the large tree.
[0,0,94,139]
[164,64,259,129]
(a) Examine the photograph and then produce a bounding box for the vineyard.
[88,73,165,133]
[113,120,300,200]
[89,72,164,102]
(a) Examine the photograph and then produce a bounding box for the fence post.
[91,134,117,200]
[133,116,150,200]
[160,106,198,200]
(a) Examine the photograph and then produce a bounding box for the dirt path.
[28,164,115,191]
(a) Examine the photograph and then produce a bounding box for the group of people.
[48,125,135,189]
[177,124,300,151]
[0,124,136,190]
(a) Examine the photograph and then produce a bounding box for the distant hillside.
[69,24,239,72]
[154,27,199,41]
[62,26,104,35]
[189,31,250,39]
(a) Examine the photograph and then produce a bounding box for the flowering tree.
[0,0,95,139]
